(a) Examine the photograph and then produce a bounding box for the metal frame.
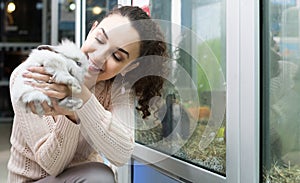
[42,0,47,44]
[226,0,260,182]
[225,0,240,182]
[118,0,132,6]
[133,144,225,183]
[51,0,58,45]
[75,0,86,47]
[238,0,260,182]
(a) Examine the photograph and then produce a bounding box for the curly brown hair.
[106,6,169,118]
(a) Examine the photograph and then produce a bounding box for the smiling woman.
[7,6,168,183]
[81,14,141,83]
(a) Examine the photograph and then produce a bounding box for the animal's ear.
[37,45,57,52]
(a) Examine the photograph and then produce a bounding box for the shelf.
[0,80,9,86]
[0,117,13,122]
[0,42,41,48]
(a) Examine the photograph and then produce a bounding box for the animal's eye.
[76,61,82,66]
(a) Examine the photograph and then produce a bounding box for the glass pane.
[58,0,76,41]
[263,0,300,182]
[0,0,44,122]
[134,0,226,175]
[85,0,117,38]
[0,0,43,42]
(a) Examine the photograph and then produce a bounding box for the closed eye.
[112,52,122,62]
[111,48,129,62]
[95,28,108,44]
[95,37,104,44]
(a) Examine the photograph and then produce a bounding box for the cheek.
[96,61,128,81]
[105,60,125,74]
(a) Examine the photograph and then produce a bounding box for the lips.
[89,60,101,72]
[87,56,103,74]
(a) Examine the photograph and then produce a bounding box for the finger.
[41,101,53,114]
[25,81,69,99]
[49,83,70,93]
[27,66,49,75]
[25,81,62,91]
[24,81,49,90]
[27,102,37,114]
[51,99,74,116]
[52,99,59,108]
[23,71,51,83]
[51,99,63,112]
[43,89,68,99]
[44,83,71,98]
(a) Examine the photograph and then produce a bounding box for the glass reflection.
[134,0,226,175]
[263,0,300,182]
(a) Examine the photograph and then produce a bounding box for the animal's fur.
[13,39,88,115]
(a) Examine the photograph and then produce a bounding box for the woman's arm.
[75,88,135,166]
[10,64,81,176]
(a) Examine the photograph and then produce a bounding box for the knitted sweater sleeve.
[9,63,81,176]
[76,92,135,167]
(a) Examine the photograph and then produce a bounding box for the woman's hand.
[27,99,74,116]
[23,66,92,123]
[23,66,74,116]
[23,66,71,100]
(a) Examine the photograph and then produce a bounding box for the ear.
[88,21,99,34]
[37,45,56,52]
[120,62,140,76]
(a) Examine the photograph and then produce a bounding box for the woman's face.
[81,14,140,86]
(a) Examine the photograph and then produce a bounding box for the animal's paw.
[70,82,82,94]
[53,74,82,93]
[62,77,81,93]
[21,91,51,116]
[59,97,83,110]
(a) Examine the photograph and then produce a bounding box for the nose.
[92,45,111,69]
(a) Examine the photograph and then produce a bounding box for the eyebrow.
[101,28,130,59]
[118,48,129,59]
[101,28,109,40]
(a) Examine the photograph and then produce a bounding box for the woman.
[7,6,168,182]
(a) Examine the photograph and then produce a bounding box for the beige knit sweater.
[7,62,135,182]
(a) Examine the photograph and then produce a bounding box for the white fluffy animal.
[13,39,88,115]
